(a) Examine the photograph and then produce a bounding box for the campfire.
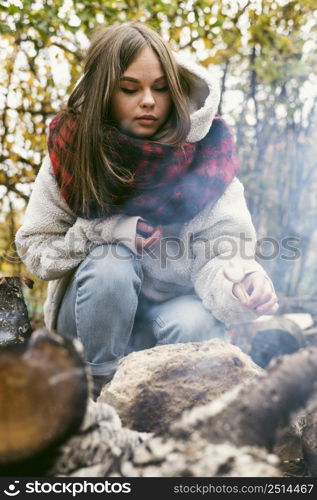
[0,276,317,477]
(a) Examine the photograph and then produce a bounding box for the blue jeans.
[56,244,226,380]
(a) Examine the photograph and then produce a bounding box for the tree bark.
[0,276,33,346]
[302,409,317,475]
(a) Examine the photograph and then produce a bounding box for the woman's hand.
[232,271,279,315]
[136,220,162,251]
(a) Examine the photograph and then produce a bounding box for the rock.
[255,314,314,330]
[282,314,313,330]
[99,339,263,434]
[302,328,317,348]
[228,317,305,368]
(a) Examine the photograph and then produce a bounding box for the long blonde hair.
[60,22,193,217]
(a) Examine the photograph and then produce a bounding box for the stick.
[223,263,249,302]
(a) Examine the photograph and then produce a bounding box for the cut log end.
[0,329,89,470]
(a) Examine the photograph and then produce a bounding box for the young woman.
[16,23,278,398]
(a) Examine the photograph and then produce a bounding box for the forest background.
[0,0,316,326]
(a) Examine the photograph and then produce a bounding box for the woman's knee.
[76,243,142,288]
[175,311,224,342]
[155,298,226,344]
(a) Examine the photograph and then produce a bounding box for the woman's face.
[111,46,172,138]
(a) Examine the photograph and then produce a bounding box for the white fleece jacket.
[15,52,271,330]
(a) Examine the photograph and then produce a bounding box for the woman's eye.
[120,87,168,94]
[120,88,137,94]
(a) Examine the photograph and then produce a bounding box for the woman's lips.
[136,118,157,125]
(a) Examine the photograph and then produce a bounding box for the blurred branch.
[14,107,53,116]
[305,96,317,137]
[302,164,317,187]
[218,60,229,116]
[179,35,200,51]
[50,42,83,61]
[20,47,38,77]
[233,0,251,24]
[4,185,29,203]
[0,154,38,168]
[0,59,15,154]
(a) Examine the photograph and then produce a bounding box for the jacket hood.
[173,51,221,143]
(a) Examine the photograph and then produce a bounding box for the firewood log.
[171,346,317,452]
[0,329,89,476]
[302,409,317,476]
[0,276,33,346]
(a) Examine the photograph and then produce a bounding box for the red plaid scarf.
[48,114,239,224]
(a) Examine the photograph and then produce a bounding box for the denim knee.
[153,298,226,345]
[57,243,143,376]
[56,243,142,347]
[76,243,142,290]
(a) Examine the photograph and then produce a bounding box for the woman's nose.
[140,89,155,107]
